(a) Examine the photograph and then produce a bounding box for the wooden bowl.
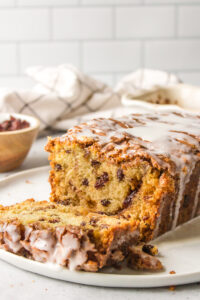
[0,113,40,172]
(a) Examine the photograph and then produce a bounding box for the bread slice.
[0,199,162,272]
[45,112,200,242]
[0,199,138,271]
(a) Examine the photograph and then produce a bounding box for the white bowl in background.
[122,83,200,113]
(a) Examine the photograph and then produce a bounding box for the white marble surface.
[0,136,200,300]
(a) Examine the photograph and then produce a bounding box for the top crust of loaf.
[46,112,200,176]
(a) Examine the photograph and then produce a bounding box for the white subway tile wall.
[83,41,141,72]
[0,0,200,88]
[20,42,80,72]
[145,40,200,70]
[0,44,17,75]
[0,0,15,6]
[116,6,175,38]
[178,6,200,37]
[0,9,49,40]
[53,8,112,40]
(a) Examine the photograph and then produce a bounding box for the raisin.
[82,178,89,186]
[87,251,98,262]
[49,218,60,224]
[142,244,158,256]
[142,244,154,255]
[87,200,96,208]
[95,172,109,189]
[90,218,98,226]
[123,190,137,208]
[117,168,124,181]
[55,164,62,171]
[101,199,111,207]
[57,199,70,205]
[20,248,31,258]
[39,218,45,222]
[143,215,149,221]
[65,150,71,154]
[80,221,86,226]
[91,160,101,167]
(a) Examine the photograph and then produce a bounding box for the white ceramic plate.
[0,166,200,288]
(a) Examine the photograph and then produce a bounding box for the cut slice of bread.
[0,199,162,271]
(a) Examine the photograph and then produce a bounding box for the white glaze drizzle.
[171,171,187,229]
[29,229,93,270]
[30,230,56,252]
[172,158,198,229]
[191,179,200,218]
[1,224,22,253]
[0,225,95,270]
[62,112,200,174]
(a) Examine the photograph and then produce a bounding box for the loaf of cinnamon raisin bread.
[46,112,200,241]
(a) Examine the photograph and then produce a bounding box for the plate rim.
[0,165,50,183]
[0,249,200,288]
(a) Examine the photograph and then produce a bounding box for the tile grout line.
[1,37,200,44]
[6,3,200,8]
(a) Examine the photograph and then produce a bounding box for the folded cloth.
[0,65,181,131]
[116,69,181,97]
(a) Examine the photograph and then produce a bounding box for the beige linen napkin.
[0,65,181,131]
